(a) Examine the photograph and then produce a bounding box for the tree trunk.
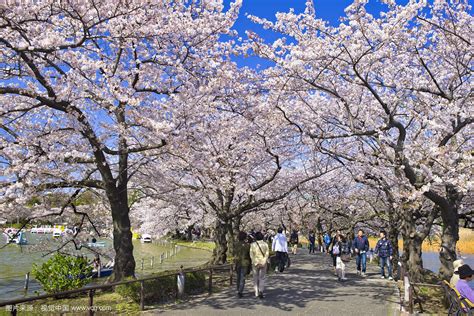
[405,236,424,282]
[401,210,424,282]
[439,206,459,280]
[109,189,135,282]
[227,216,241,259]
[315,216,323,236]
[211,218,228,264]
[387,225,400,278]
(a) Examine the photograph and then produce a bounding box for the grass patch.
[396,282,447,315]
[7,292,140,315]
[175,240,215,252]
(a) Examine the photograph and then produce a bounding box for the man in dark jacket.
[374,230,393,280]
[352,229,370,277]
[308,231,316,254]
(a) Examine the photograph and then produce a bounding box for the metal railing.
[0,263,233,316]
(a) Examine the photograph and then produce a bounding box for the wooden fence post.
[24,273,29,292]
[208,268,213,294]
[229,265,233,286]
[88,290,94,316]
[140,281,145,311]
[404,275,409,307]
[141,258,144,270]
[151,256,154,268]
[177,266,185,299]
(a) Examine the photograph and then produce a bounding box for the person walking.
[234,231,251,298]
[308,230,316,254]
[323,232,331,253]
[250,232,269,299]
[289,230,299,255]
[317,233,324,252]
[329,230,342,275]
[352,229,369,277]
[333,235,348,281]
[374,230,393,280]
[272,227,288,272]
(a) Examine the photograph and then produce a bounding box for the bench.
[442,280,474,316]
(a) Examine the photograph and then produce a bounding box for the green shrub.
[116,275,176,305]
[32,253,92,294]
[115,279,140,302]
[184,271,206,294]
[116,271,207,305]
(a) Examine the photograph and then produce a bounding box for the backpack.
[341,242,350,254]
[332,243,340,255]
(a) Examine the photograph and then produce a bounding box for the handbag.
[340,253,351,263]
[255,241,270,271]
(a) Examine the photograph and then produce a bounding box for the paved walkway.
[144,252,400,316]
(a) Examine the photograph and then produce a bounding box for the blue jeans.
[380,257,392,277]
[309,243,315,253]
[356,252,367,272]
[236,265,248,294]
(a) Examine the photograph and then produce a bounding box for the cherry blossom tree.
[247,0,472,279]
[134,61,340,263]
[0,0,242,280]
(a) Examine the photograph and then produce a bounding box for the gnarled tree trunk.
[227,216,241,259]
[403,235,424,282]
[212,218,228,264]
[439,207,459,280]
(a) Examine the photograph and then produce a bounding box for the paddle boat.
[3,230,27,245]
[141,234,152,243]
[13,231,27,245]
[91,267,113,278]
[90,257,114,278]
[52,229,63,238]
[3,228,25,244]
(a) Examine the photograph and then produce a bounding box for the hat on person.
[453,259,465,272]
[454,264,474,279]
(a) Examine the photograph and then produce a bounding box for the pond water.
[422,251,474,274]
[0,233,211,302]
[422,251,474,287]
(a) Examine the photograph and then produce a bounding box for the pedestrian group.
[233,226,397,299]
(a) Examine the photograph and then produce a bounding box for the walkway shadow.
[150,252,398,315]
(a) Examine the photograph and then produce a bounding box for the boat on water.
[86,241,106,248]
[30,225,54,234]
[3,229,27,245]
[52,229,63,238]
[141,234,152,243]
[30,224,66,234]
[91,268,113,278]
[13,232,27,245]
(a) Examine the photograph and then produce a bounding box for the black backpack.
[341,242,350,255]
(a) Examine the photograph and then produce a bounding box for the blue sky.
[224,0,409,68]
